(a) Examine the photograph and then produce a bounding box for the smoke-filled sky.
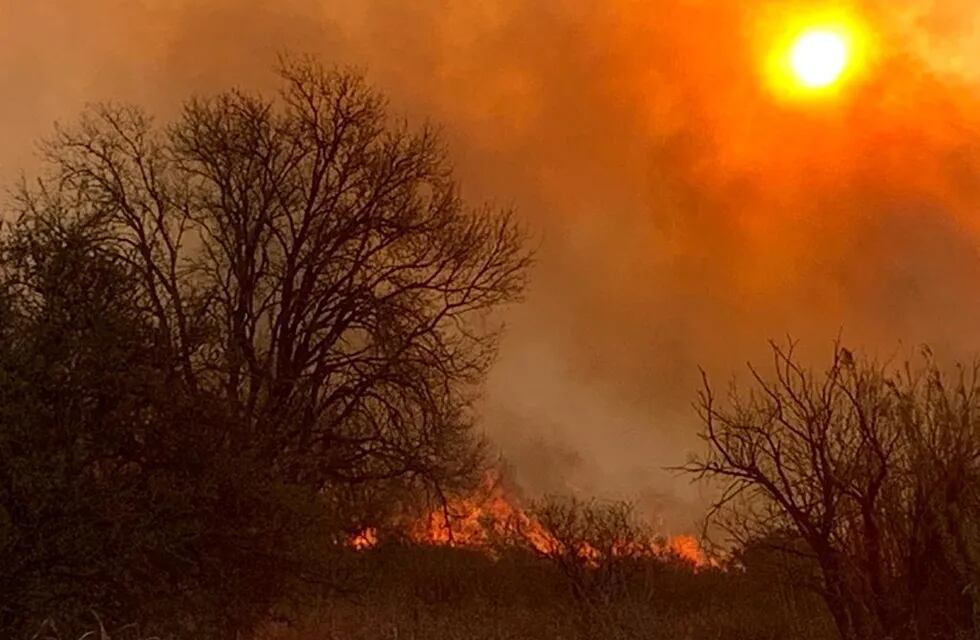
[3,0,980,530]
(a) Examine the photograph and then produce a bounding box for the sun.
[760,9,871,102]
[790,29,849,89]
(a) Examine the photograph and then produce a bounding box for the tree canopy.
[0,58,530,637]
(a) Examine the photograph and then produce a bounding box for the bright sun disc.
[789,29,849,89]
[760,8,871,102]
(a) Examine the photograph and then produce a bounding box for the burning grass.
[350,471,710,568]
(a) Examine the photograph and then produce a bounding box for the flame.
[409,472,556,554]
[665,535,708,567]
[349,472,711,570]
[350,527,379,550]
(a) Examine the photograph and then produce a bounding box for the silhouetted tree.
[24,56,529,494]
[1,57,530,636]
[685,341,980,640]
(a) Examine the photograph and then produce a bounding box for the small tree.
[685,341,980,640]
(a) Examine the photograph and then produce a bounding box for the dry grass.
[254,545,836,640]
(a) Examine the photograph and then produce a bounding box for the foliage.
[0,208,334,637]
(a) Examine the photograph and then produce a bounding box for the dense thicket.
[0,58,529,637]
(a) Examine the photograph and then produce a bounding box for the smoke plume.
[3,0,980,530]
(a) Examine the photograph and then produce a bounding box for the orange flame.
[665,535,709,567]
[409,473,556,554]
[350,527,379,550]
[349,472,711,569]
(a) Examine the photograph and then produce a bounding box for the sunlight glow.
[760,9,872,102]
[790,30,848,88]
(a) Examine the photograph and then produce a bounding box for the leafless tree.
[15,57,531,496]
[684,341,980,640]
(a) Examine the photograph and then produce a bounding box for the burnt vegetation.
[0,59,978,640]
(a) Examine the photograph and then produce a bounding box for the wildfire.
[350,527,378,550]
[409,474,555,554]
[665,535,708,567]
[349,472,710,569]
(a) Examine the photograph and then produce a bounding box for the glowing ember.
[350,527,378,550]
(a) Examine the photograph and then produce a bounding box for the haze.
[3,0,980,531]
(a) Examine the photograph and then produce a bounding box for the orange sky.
[2,0,980,528]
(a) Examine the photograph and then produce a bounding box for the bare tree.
[684,341,980,640]
[16,57,531,495]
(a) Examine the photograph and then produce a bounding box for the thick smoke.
[3,0,980,531]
